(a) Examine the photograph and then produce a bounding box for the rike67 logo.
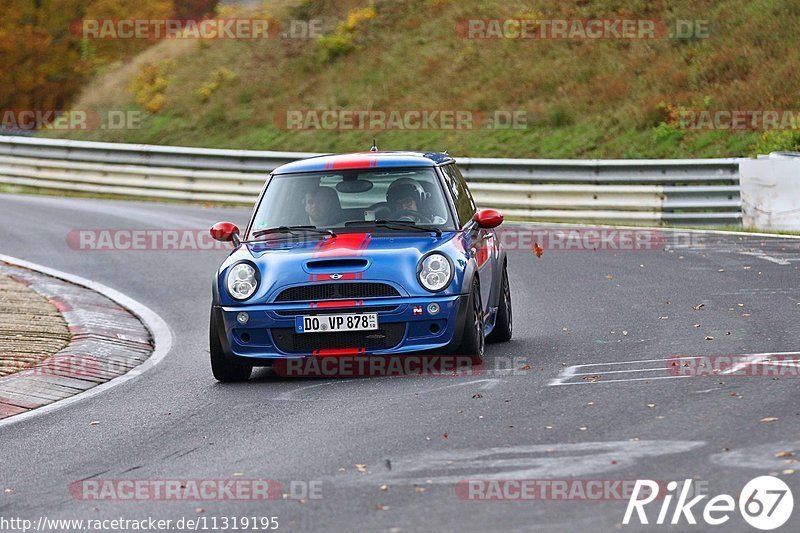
[623,476,794,530]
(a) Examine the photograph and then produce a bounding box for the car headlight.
[418,253,453,292]
[226,262,259,300]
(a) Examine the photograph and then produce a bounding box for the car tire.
[487,263,512,343]
[210,310,252,382]
[458,279,485,365]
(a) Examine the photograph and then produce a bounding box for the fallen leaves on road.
[705,336,714,341]
[775,452,795,458]
[693,304,705,310]
[647,403,656,409]
[89,421,100,426]
[520,364,531,370]
[533,242,543,258]
[3,488,14,495]
[693,324,701,328]
[380,485,389,492]
[471,393,482,399]
[442,433,448,439]
[606,274,614,280]
[376,504,390,511]
[355,464,367,473]
[760,417,779,423]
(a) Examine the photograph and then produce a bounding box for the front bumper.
[212,294,469,365]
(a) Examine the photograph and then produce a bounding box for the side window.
[442,164,477,226]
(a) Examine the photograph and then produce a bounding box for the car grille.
[272,323,406,353]
[274,283,400,302]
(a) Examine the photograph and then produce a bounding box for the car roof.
[271,151,456,175]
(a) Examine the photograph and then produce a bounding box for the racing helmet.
[386,178,426,206]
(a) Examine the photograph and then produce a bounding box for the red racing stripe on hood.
[312,233,372,258]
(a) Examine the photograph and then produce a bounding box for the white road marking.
[738,251,792,265]
[338,440,706,486]
[268,377,504,401]
[710,441,800,470]
[550,351,800,385]
[549,356,705,386]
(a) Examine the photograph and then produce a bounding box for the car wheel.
[210,310,252,382]
[458,279,485,365]
[487,263,512,343]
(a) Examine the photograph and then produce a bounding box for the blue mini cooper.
[209,151,512,382]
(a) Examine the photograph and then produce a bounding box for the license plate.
[295,313,378,333]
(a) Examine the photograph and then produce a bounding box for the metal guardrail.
[0,136,744,225]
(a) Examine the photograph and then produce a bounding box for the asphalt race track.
[1,192,799,532]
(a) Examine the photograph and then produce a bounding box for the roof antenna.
[370,139,378,152]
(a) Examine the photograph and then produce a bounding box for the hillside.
[50,0,800,158]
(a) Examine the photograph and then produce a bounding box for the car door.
[442,164,494,312]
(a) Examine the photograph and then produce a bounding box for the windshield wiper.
[345,219,442,236]
[249,225,336,240]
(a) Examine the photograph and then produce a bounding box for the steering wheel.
[391,209,432,224]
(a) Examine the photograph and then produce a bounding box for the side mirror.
[474,209,503,229]
[210,221,241,246]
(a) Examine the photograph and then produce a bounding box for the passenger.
[303,187,343,227]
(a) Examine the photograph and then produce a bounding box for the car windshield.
[248,168,456,237]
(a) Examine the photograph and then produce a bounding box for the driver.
[386,178,447,224]
[386,178,428,221]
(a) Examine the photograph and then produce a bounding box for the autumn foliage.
[0,0,218,111]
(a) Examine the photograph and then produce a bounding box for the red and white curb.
[0,254,172,428]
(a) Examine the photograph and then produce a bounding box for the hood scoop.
[306,259,369,272]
